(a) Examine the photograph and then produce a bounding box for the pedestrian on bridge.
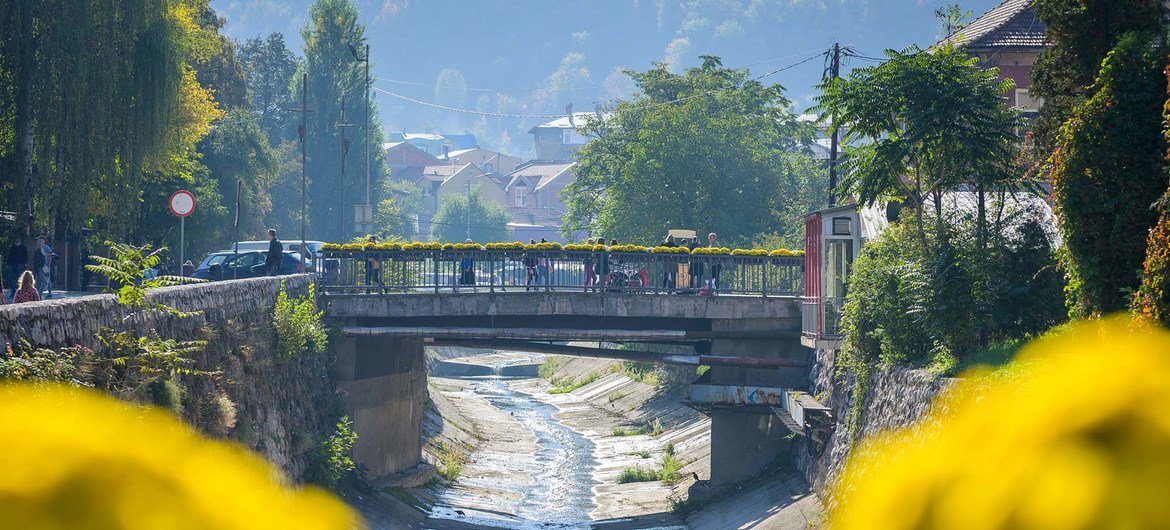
[661,234,678,292]
[457,239,475,290]
[536,238,550,290]
[366,235,385,294]
[523,239,538,291]
[596,236,610,291]
[265,229,282,276]
[583,238,597,291]
[705,232,721,295]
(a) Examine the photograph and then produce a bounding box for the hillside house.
[939,0,1046,114]
[529,112,597,161]
[440,148,523,175]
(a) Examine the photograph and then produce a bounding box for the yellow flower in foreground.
[0,383,360,530]
[831,317,1170,530]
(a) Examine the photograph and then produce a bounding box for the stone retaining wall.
[799,347,954,499]
[0,275,334,481]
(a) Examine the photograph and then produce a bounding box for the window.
[422,185,432,196]
[515,188,528,207]
[484,162,493,172]
[832,217,852,236]
[822,239,853,336]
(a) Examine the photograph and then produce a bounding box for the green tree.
[563,56,820,247]
[374,180,423,241]
[1030,0,1165,154]
[816,44,1019,252]
[298,0,389,243]
[431,188,510,243]
[238,33,298,146]
[1048,33,1168,317]
[198,109,280,241]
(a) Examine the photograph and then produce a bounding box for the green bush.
[0,342,93,384]
[147,378,183,415]
[617,453,683,484]
[274,282,328,358]
[548,372,598,394]
[303,416,358,490]
[434,441,465,481]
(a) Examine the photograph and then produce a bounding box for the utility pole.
[288,73,314,259]
[363,43,372,234]
[337,96,357,240]
[828,42,841,208]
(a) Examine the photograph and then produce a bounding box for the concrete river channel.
[419,352,687,530]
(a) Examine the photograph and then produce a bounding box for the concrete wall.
[798,346,954,499]
[332,335,427,479]
[325,292,800,322]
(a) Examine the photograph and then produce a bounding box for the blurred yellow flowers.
[830,317,1170,529]
[0,383,360,530]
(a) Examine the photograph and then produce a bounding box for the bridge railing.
[316,249,803,297]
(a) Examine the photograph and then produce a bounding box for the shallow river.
[429,376,600,529]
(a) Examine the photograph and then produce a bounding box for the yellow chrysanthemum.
[831,317,1170,530]
[0,384,360,530]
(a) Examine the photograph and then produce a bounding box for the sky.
[211,0,1005,158]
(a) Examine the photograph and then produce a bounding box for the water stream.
[430,376,598,529]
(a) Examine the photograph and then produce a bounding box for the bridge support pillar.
[708,408,792,489]
[333,335,426,479]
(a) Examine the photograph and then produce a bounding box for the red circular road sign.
[169,190,196,217]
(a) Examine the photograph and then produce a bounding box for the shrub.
[303,416,358,490]
[273,282,328,359]
[434,441,464,481]
[147,378,183,415]
[202,391,238,437]
[0,342,93,385]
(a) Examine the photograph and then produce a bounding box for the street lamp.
[347,43,372,234]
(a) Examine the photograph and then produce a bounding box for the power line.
[373,87,567,119]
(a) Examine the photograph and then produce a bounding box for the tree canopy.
[431,187,511,243]
[562,56,822,248]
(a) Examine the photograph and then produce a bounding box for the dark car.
[191,251,235,280]
[194,251,303,280]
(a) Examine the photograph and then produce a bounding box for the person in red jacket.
[13,270,39,303]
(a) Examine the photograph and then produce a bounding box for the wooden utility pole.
[828,42,842,208]
[288,74,314,256]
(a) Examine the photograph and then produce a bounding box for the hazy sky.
[212,0,1005,157]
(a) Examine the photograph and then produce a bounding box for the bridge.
[318,248,828,490]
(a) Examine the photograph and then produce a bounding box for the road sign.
[170,190,196,217]
[169,190,195,277]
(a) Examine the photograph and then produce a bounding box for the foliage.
[197,108,280,239]
[93,330,214,401]
[0,384,359,529]
[0,341,93,386]
[430,187,511,243]
[548,372,599,394]
[303,416,358,490]
[1030,0,1165,155]
[817,44,1020,252]
[617,453,682,484]
[299,0,390,242]
[433,441,465,481]
[273,282,327,359]
[830,317,1170,529]
[564,56,823,247]
[147,378,184,415]
[1134,207,1170,325]
[1047,33,1167,317]
[238,33,298,146]
[85,242,203,312]
[374,180,424,240]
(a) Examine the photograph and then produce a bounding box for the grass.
[617,453,683,484]
[612,420,665,437]
[537,358,560,380]
[434,441,464,481]
[548,372,598,394]
[621,360,661,387]
[629,450,651,459]
[607,391,626,403]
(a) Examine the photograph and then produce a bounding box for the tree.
[1047,33,1167,317]
[299,0,390,243]
[431,188,510,243]
[563,56,820,247]
[197,109,280,240]
[374,180,423,241]
[1030,0,1165,154]
[238,33,298,146]
[816,44,1020,252]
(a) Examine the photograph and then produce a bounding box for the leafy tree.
[817,44,1019,252]
[238,33,298,146]
[1030,0,1165,154]
[564,56,820,247]
[431,188,511,243]
[374,180,423,241]
[299,0,390,242]
[198,109,280,240]
[1047,33,1167,317]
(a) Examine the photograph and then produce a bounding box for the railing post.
[432,252,439,294]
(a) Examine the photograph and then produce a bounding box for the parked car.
[192,251,303,280]
[192,251,236,279]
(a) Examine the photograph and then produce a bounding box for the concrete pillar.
[708,408,792,488]
[333,335,426,479]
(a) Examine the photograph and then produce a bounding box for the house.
[503,161,579,242]
[528,112,597,161]
[383,132,480,158]
[439,148,523,175]
[384,141,439,176]
[408,163,506,241]
[938,0,1046,113]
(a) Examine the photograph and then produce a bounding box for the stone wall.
[0,275,337,481]
[799,346,954,499]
